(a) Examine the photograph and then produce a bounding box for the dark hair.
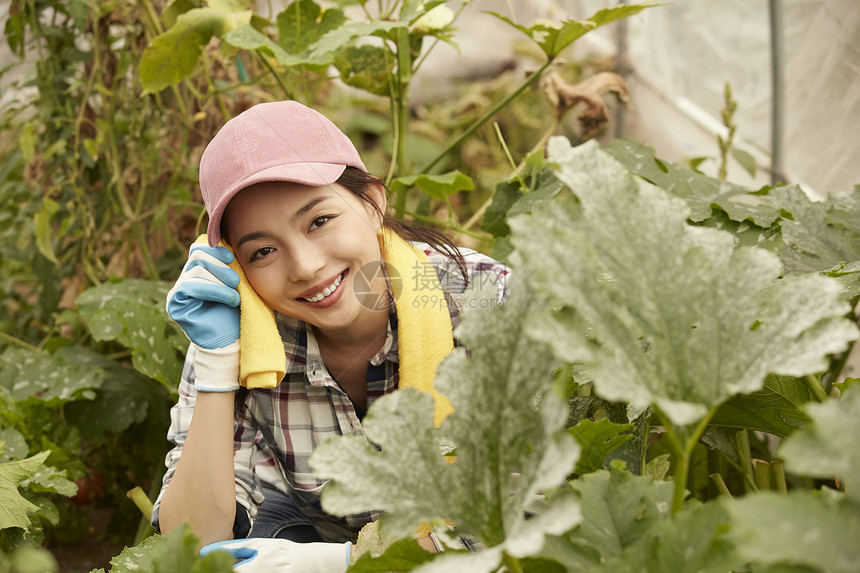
[335,167,469,285]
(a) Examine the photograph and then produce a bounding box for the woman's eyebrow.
[235,195,336,248]
[236,231,272,249]
[291,195,334,224]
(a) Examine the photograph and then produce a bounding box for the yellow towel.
[195,234,288,388]
[199,229,455,426]
[377,227,454,427]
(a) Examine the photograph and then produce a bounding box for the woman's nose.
[287,239,326,283]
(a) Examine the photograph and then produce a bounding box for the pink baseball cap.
[199,100,367,247]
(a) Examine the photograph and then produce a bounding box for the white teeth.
[304,273,343,302]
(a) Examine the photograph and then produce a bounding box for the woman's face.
[223,180,388,337]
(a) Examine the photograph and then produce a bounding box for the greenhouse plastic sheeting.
[417,0,859,197]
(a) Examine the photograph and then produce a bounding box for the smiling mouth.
[300,271,346,303]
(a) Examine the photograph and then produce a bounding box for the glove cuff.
[191,341,241,392]
[303,541,352,573]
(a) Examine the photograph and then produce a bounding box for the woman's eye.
[310,215,332,230]
[250,247,274,262]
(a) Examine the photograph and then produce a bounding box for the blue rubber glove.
[200,538,352,573]
[167,243,241,350]
[167,243,242,392]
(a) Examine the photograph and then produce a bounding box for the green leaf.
[605,138,780,227]
[513,138,858,427]
[277,0,346,55]
[567,467,673,562]
[711,374,814,437]
[223,24,293,62]
[725,491,860,573]
[349,536,437,572]
[773,185,860,295]
[488,4,657,59]
[0,451,50,531]
[334,44,392,96]
[311,275,581,569]
[140,8,252,93]
[103,523,234,573]
[76,279,186,387]
[482,169,565,238]
[602,500,739,573]
[22,464,77,497]
[732,148,757,177]
[0,429,29,463]
[568,419,633,474]
[0,346,103,404]
[18,123,36,163]
[390,170,474,201]
[34,197,59,264]
[308,21,403,60]
[62,346,167,437]
[161,0,199,29]
[777,387,860,502]
[487,12,592,59]
[398,0,446,24]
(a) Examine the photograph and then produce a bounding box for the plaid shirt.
[153,243,509,540]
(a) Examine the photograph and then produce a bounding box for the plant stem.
[733,430,757,494]
[502,553,524,573]
[772,461,787,493]
[657,406,717,514]
[0,331,39,352]
[419,59,553,174]
[392,27,412,216]
[803,374,828,403]
[709,473,732,498]
[127,486,154,520]
[258,52,294,100]
[753,459,772,490]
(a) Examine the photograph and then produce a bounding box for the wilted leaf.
[725,491,860,573]
[0,451,49,531]
[777,387,860,502]
[311,275,581,571]
[513,138,858,427]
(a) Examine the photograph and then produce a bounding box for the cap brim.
[206,162,348,247]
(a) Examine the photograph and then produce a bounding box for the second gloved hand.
[167,242,242,392]
[200,538,352,573]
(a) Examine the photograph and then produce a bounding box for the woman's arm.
[158,389,238,544]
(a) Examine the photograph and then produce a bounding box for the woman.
[154,100,508,570]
